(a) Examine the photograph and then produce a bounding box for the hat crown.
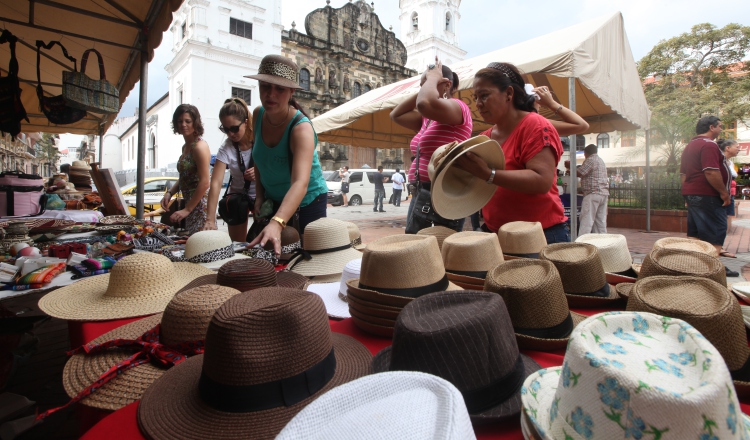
[104,253,180,298]
[343,221,361,243]
[416,226,457,250]
[217,258,278,291]
[540,243,607,293]
[338,258,362,297]
[303,218,351,251]
[654,236,718,257]
[160,284,240,347]
[442,231,503,272]
[640,247,726,285]
[202,288,332,386]
[185,230,233,259]
[390,291,520,391]
[497,221,546,254]
[359,235,445,289]
[575,233,632,273]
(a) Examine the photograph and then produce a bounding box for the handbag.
[36,40,87,125]
[160,198,186,229]
[0,30,29,140]
[62,48,120,114]
[218,142,253,226]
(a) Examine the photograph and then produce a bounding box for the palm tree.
[34,133,61,177]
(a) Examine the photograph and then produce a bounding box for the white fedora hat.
[575,233,632,274]
[306,258,362,319]
[168,230,249,270]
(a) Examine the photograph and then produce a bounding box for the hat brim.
[348,307,396,328]
[38,263,215,321]
[346,278,463,308]
[289,248,363,277]
[446,272,486,285]
[137,332,372,440]
[308,273,344,284]
[199,254,251,271]
[632,263,641,275]
[515,312,587,351]
[244,73,302,89]
[305,282,350,319]
[351,314,394,337]
[373,346,540,422]
[277,271,310,290]
[347,294,401,320]
[615,282,634,299]
[446,278,486,291]
[564,284,623,308]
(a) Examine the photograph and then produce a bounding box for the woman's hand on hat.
[249,221,283,256]
[533,86,557,109]
[170,208,190,223]
[455,152,492,182]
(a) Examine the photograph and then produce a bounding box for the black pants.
[392,189,402,206]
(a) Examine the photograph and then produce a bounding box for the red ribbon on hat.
[36,324,204,421]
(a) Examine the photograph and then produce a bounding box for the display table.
[1,210,103,224]
[68,316,153,348]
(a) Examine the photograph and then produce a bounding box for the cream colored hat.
[442,231,504,285]
[289,218,362,277]
[70,160,91,170]
[38,253,214,321]
[575,233,632,273]
[172,230,249,270]
[342,221,366,250]
[653,236,719,257]
[427,136,490,183]
[497,221,546,257]
[416,225,457,250]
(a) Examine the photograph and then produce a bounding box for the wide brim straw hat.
[574,233,632,273]
[442,231,504,284]
[62,285,240,410]
[540,243,620,307]
[306,258,362,319]
[639,247,726,286]
[289,218,362,277]
[497,221,547,257]
[415,225,457,250]
[275,371,475,440]
[427,135,490,182]
[653,236,718,257]
[431,137,506,220]
[244,54,301,89]
[484,259,586,351]
[342,221,366,250]
[181,230,250,270]
[38,253,214,321]
[137,288,372,440]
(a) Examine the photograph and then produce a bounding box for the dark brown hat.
[244,54,301,89]
[372,290,540,422]
[174,259,308,294]
[638,247,726,286]
[137,287,372,440]
[540,243,621,307]
[484,259,586,351]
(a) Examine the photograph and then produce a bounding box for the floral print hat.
[520,312,750,440]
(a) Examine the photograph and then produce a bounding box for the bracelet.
[271,216,287,228]
[486,168,496,184]
[554,105,563,116]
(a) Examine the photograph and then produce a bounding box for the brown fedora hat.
[244,54,301,89]
[441,231,504,284]
[174,259,309,294]
[626,276,750,393]
[373,291,540,422]
[615,282,634,299]
[484,259,586,351]
[137,287,372,440]
[540,243,620,307]
[638,247,726,286]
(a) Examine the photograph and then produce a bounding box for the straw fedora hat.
[288,218,362,277]
[306,258,362,319]
[276,371,476,440]
[431,137,506,220]
[373,291,540,422]
[244,54,301,89]
[574,233,633,274]
[172,230,250,270]
[484,259,586,351]
[427,135,490,182]
[638,247,726,286]
[342,221,366,250]
[653,236,718,257]
[137,287,372,440]
[497,221,546,257]
[521,311,750,440]
[416,225,457,250]
[627,276,750,393]
[70,160,91,170]
[62,285,240,411]
[615,282,634,299]
[540,243,621,307]
[442,231,504,285]
[38,253,214,321]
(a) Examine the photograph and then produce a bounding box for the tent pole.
[645,129,651,231]
[568,77,577,240]
[135,38,148,220]
[98,127,103,166]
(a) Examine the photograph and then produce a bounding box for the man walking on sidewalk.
[391,168,405,207]
[679,115,739,277]
[373,166,387,212]
[578,144,609,235]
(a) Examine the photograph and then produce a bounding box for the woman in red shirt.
[455,62,569,243]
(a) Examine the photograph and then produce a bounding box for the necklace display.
[265,106,291,128]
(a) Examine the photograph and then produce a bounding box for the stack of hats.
[575,233,633,276]
[497,221,547,258]
[167,230,250,270]
[306,258,362,319]
[289,218,362,279]
[441,231,503,289]
[68,160,93,192]
[345,235,462,337]
[416,225,457,250]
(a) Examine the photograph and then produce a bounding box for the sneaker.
[379,210,386,213]
[726,266,740,277]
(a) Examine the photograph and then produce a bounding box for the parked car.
[326,169,408,206]
[121,177,179,215]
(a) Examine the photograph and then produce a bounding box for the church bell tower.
[398,0,467,72]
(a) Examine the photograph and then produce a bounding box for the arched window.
[353,82,362,98]
[364,84,372,93]
[149,133,157,168]
[445,12,452,32]
[411,12,418,30]
[597,133,610,149]
[299,68,310,91]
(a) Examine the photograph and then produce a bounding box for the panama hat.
[521,311,750,440]
[431,136,505,220]
[638,247,726,286]
[244,54,301,89]
[288,218,361,277]
[373,291,540,422]
[574,233,633,274]
[167,230,250,270]
[653,236,718,257]
[306,258,361,319]
[540,243,620,307]
[441,231,503,285]
[276,371,476,440]
[484,259,586,351]
[497,221,546,258]
[626,275,750,393]
[614,282,634,299]
[342,221,366,250]
[427,135,490,183]
[38,253,214,321]
[216,258,308,290]
[70,160,91,170]
[137,287,371,440]
[61,285,240,411]
[416,225,457,250]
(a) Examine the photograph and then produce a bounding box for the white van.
[326,168,409,206]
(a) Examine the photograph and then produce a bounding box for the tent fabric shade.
[313,12,650,149]
[0,0,182,135]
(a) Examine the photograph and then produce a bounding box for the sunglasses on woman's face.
[219,124,242,134]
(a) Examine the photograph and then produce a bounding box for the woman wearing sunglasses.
[203,97,255,240]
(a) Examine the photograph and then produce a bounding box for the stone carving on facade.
[329,67,338,89]
[343,74,350,92]
[315,67,324,84]
[343,32,351,50]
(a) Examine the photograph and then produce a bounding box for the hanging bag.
[36,40,87,125]
[62,48,120,114]
[0,30,29,140]
[218,142,254,226]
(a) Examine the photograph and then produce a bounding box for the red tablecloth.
[68,316,153,348]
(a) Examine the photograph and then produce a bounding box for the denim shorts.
[726,195,736,216]
[685,195,727,245]
[543,222,571,244]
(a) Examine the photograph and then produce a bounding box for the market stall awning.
[0,0,182,136]
[312,12,650,149]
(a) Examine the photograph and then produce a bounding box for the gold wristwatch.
[271,216,286,228]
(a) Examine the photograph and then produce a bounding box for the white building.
[399,0,466,71]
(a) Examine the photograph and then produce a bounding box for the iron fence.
[607,182,685,210]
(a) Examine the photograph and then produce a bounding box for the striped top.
[409,99,473,182]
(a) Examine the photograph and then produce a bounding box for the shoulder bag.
[218,142,254,226]
[62,48,120,114]
[36,40,87,125]
[0,30,29,140]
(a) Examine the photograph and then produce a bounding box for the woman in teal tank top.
[246,55,328,255]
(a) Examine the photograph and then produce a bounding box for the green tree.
[34,133,61,177]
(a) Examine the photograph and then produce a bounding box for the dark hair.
[60,163,70,174]
[718,139,738,152]
[289,97,311,119]
[377,165,383,171]
[395,167,400,173]
[172,104,205,136]
[343,166,349,170]
[696,115,720,135]
[584,144,598,156]
[474,62,536,113]
[440,65,460,95]
[219,97,253,144]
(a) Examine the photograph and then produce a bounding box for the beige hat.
[575,233,632,273]
[427,136,490,182]
[497,221,546,257]
[70,160,91,170]
[289,218,362,277]
[639,247,726,286]
[431,136,505,220]
[540,243,620,307]
[244,54,302,90]
[343,221,366,250]
[167,230,250,270]
[38,253,215,321]
[653,236,719,257]
[415,225,457,250]
[441,231,504,285]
